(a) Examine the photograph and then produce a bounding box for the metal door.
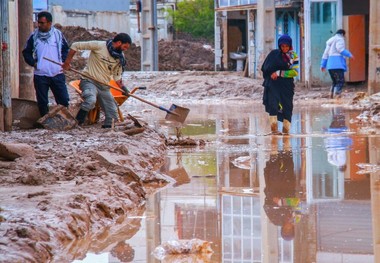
[276,9,301,80]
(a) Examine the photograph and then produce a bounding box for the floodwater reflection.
[73,103,380,263]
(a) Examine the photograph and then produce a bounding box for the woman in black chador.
[261,34,299,134]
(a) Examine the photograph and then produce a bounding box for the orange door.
[344,15,366,82]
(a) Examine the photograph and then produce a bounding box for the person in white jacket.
[324,108,352,172]
[320,29,354,99]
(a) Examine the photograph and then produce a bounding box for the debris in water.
[153,238,213,261]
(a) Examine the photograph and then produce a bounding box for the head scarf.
[106,39,126,71]
[33,26,64,62]
[278,34,293,49]
[36,27,53,43]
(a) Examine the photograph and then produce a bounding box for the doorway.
[227,18,247,70]
[310,2,338,86]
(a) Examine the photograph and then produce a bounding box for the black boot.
[76,109,88,125]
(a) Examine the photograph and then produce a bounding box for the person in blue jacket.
[22,11,70,117]
[320,29,354,99]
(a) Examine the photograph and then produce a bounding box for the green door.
[310,2,337,86]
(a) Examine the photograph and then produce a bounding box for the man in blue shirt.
[22,11,70,117]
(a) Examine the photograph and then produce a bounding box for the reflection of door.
[344,15,366,82]
[310,2,338,85]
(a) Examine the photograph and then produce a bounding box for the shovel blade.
[165,104,190,124]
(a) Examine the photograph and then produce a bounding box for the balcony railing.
[217,0,298,8]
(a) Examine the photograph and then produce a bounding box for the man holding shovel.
[62,33,131,128]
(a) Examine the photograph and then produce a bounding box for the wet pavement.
[73,101,380,263]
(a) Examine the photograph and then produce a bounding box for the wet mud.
[1,69,379,262]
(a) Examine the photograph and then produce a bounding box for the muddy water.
[73,102,380,263]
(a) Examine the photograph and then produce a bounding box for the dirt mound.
[158,39,214,71]
[58,25,214,77]
[59,25,113,44]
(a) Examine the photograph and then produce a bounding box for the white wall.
[50,5,130,36]
[49,4,175,45]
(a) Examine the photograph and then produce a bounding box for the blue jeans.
[328,69,345,96]
[33,74,70,116]
[79,79,118,126]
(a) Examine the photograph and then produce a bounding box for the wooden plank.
[222,17,228,69]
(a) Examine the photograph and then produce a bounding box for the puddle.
[73,103,380,263]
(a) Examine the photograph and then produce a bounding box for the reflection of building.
[219,136,304,262]
[127,104,377,262]
[215,105,374,262]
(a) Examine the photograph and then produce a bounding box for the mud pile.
[0,124,170,262]
[59,25,214,79]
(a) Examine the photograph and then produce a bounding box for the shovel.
[43,57,190,123]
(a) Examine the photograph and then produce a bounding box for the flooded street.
[74,101,380,263]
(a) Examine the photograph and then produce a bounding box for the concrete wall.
[50,5,130,35]
[43,0,129,12]
[49,3,174,46]
[368,0,380,94]
[9,1,19,98]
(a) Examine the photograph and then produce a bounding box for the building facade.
[215,0,369,88]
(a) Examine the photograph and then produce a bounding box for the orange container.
[69,79,137,124]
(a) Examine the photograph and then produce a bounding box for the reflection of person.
[261,34,299,134]
[22,11,70,117]
[320,29,354,99]
[110,241,135,262]
[324,108,353,171]
[62,33,132,128]
[264,138,301,241]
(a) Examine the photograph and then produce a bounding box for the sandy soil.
[1,26,379,262]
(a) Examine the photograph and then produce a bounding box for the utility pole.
[368,0,380,94]
[1,0,12,131]
[256,0,275,79]
[18,0,35,100]
[141,0,158,71]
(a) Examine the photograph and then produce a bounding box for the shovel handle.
[43,57,126,92]
[43,56,179,116]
